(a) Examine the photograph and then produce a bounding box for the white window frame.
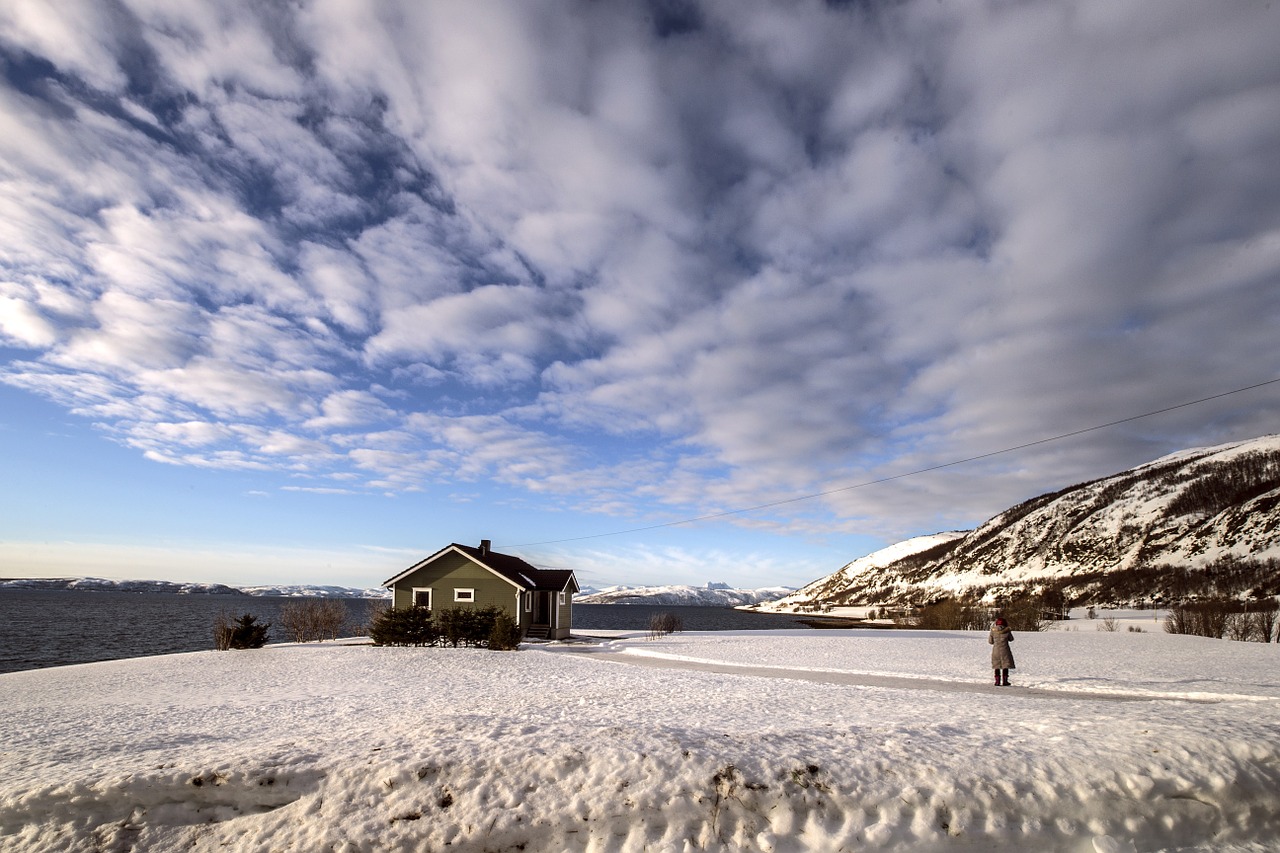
[411,587,432,609]
[454,588,475,603]
[558,591,566,606]
[524,592,532,612]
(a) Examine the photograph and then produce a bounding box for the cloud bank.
[2,0,1278,541]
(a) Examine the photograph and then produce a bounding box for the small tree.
[489,611,522,651]
[227,614,270,649]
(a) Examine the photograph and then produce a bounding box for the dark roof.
[384,543,579,593]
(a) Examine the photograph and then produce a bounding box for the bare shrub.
[648,612,683,639]
[1127,626,1144,633]
[1249,602,1278,643]
[1226,612,1254,642]
[1098,616,1118,632]
[1000,593,1048,632]
[915,599,987,631]
[1165,598,1256,640]
[213,609,233,650]
[1164,606,1192,635]
[279,599,350,643]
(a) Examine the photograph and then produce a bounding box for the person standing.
[989,616,1015,686]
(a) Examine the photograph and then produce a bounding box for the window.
[411,588,432,609]
[454,588,475,603]
[558,591,566,605]
[524,592,532,612]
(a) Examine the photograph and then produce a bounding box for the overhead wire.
[503,375,1280,549]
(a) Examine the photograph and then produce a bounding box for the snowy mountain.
[753,533,967,612]
[0,577,389,599]
[761,434,1280,609]
[575,584,794,607]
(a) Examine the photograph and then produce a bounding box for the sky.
[1,0,1278,592]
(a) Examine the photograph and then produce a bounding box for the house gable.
[385,546,524,611]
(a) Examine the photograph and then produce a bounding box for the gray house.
[382,540,579,640]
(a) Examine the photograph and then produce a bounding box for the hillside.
[575,584,793,607]
[763,434,1280,609]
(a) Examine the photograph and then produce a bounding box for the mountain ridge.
[575,584,793,607]
[0,577,390,599]
[758,434,1280,610]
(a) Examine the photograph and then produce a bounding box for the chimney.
[479,539,491,555]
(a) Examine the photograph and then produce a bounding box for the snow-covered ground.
[2,629,1278,852]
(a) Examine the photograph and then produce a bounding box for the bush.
[279,599,350,643]
[489,611,522,651]
[368,604,518,648]
[648,612,683,639]
[368,605,437,647]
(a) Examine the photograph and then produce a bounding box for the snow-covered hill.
[0,577,389,599]
[575,584,793,607]
[753,533,967,612]
[766,434,1280,609]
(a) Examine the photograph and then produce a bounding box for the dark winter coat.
[989,625,1016,669]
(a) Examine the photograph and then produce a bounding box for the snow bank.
[2,630,1278,852]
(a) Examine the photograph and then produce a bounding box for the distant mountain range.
[759,434,1280,610]
[575,584,794,607]
[0,577,390,599]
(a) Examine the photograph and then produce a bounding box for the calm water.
[0,590,816,674]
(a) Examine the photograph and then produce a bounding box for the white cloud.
[1,0,1278,544]
[304,389,394,430]
[0,294,59,347]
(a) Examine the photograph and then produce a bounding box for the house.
[382,540,580,640]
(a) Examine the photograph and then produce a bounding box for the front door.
[534,591,551,626]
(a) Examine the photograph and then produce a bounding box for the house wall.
[391,549,521,617]
[553,593,573,640]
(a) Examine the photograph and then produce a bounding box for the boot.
[1001,669,1011,687]
[994,671,1002,686]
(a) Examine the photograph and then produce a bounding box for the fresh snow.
[2,629,1278,852]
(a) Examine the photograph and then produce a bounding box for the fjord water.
[0,590,812,674]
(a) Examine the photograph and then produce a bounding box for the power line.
[504,375,1280,548]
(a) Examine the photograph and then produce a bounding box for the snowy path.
[570,648,1200,703]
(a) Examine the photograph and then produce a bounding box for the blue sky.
[1,1,1278,591]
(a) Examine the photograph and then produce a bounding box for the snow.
[2,629,1279,852]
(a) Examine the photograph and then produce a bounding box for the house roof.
[382,543,580,593]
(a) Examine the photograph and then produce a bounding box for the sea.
[0,589,818,675]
